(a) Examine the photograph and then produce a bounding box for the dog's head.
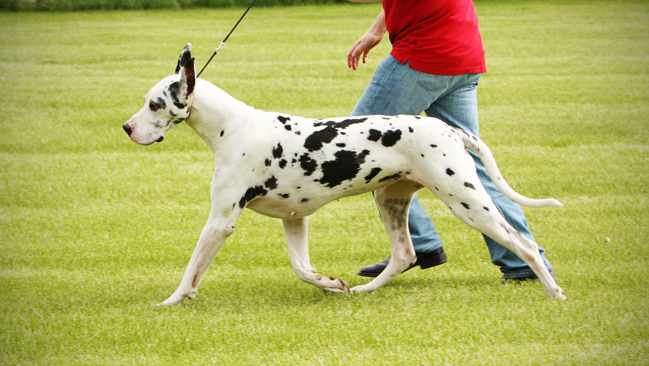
[123,44,196,145]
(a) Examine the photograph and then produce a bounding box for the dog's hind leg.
[423,160,566,300]
[462,210,565,300]
[159,210,241,306]
[283,217,350,293]
[351,180,420,294]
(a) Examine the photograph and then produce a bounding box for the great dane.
[122,44,566,305]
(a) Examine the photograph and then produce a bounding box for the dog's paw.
[548,286,567,301]
[350,284,375,294]
[158,298,183,306]
[322,278,350,294]
[158,291,189,306]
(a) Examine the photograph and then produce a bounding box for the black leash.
[197,0,258,78]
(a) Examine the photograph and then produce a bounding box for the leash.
[196,0,258,78]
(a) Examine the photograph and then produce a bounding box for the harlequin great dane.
[122,44,566,305]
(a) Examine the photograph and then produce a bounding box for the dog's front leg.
[282,217,349,293]
[159,213,239,306]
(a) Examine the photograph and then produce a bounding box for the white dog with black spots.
[123,44,566,305]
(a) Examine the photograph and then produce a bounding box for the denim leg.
[407,196,443,253]
[351,56,442,254]
[423,74,552,276]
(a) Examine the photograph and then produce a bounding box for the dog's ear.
[179,57,196,102]
[175,43,192,75]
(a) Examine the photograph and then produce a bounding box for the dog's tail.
[461,132,563,209]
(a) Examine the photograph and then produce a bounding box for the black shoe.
[357,247,447,278]
[501,270,557,283]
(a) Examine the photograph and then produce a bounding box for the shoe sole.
[357,252,448,278]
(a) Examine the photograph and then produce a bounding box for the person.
[347,0,555,281]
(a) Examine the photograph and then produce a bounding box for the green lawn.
[1,1,648,365]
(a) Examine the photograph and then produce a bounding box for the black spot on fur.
[381,130,402,147]
[169,109,177,117]
[483,206,490,211]
[464,182,476,190]
[336,143,346,148]
[272,143,283,159]
[299,153,318,176]
[277,115,290,124]
[175,48,192,74]
[364,167,382,183]
[279,193,290,199]
[239,186,268,208]
[461,202,470,209]
[220,130,224,137]
[317,150,370,188]
[378,173,401,182]
[264,176,278,190]
[314,117,368,129]
[384,198,410,230]
[430,144,438,148]
[446,168,455,176]
[284,124,292,131]
[279,159,287,169]
[408,127,414,133]
[265,158,272,167]
[168,81,186,109]
[301,198,309,203]
[304,126,338,152]
[154,97,166,110]
[367,129,382,142]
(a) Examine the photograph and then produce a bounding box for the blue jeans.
[352,55,551,278]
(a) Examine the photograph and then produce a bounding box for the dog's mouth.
[127,134,165,146]
[139,136,164,146]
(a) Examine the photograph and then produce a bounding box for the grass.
[0,0,347,12]
[1,1,648,364]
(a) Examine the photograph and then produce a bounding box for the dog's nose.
[156,136,165,143]
[123,122,132,136]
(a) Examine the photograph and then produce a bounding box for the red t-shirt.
[383,0,486,75]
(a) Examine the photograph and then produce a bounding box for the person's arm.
[347,9,387,70]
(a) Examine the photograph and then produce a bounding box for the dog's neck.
[185,79,256,154]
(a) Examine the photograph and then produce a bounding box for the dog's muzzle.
[123,121,164,145]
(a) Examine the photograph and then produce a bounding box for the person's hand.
[347,31,384,70]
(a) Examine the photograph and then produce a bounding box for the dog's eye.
[149,101,161,112]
